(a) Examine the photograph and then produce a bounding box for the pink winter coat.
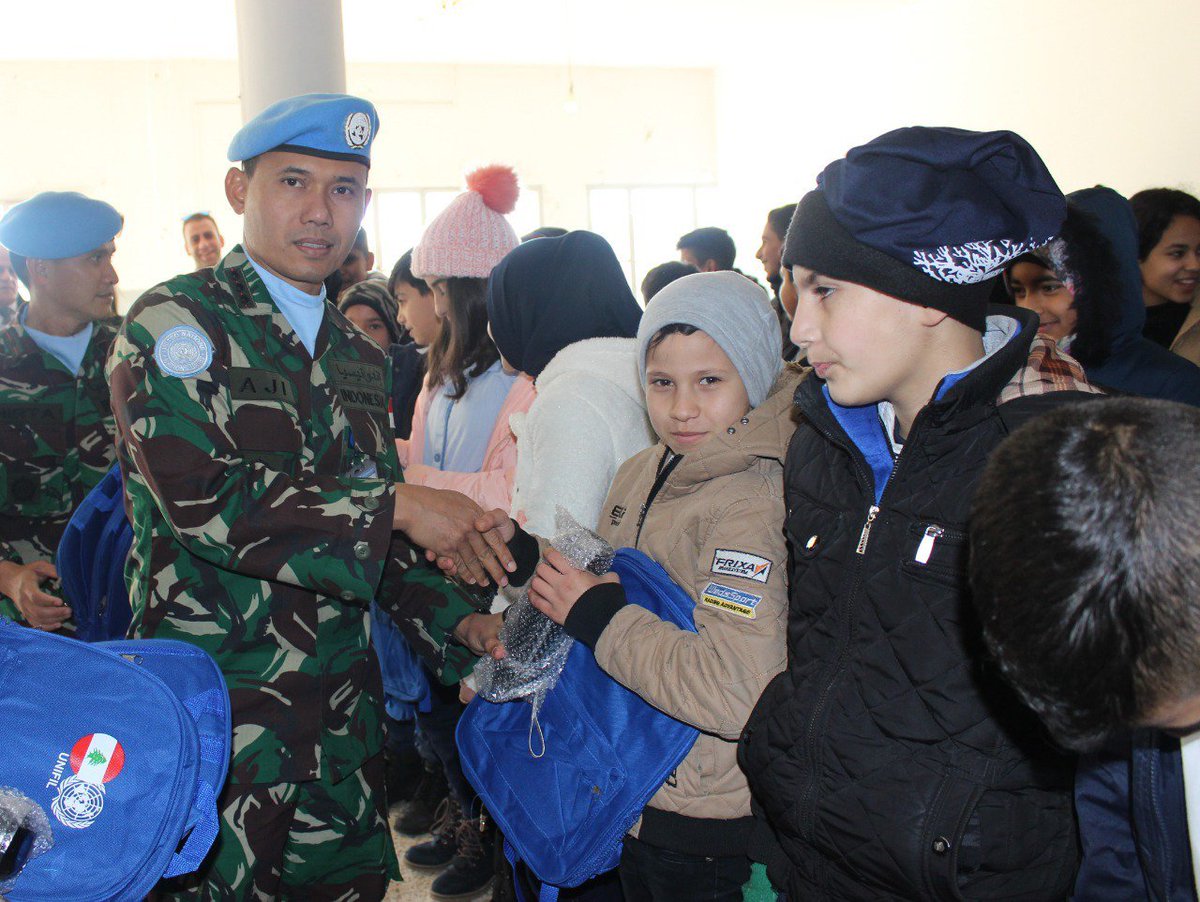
[396,373,536,511]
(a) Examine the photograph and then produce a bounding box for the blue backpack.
[56,463,134,642]
[369,601,432,719]
[0,618,231,901]
[456,548,700,898]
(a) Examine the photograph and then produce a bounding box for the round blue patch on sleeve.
[154,325,214,378]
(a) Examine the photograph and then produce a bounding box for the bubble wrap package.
[0,786,54,893]
[473,507,614,715]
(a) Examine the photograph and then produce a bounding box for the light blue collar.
[244,251,327,308]
[245,251,327,356]
[19,304,94,375]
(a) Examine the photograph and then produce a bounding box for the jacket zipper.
[795,404,926,840]
[635,449,682,548]
[914,525,945,564]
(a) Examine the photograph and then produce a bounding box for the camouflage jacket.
[108,246,484,786]
[0,316,118,621]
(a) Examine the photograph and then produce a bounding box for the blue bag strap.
[162,780,221,878]
[505,837,559,902]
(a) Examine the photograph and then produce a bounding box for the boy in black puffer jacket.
[738,127,1101,900]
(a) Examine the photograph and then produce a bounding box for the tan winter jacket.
[561,368,800,856]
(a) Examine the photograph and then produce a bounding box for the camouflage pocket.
[0,404,70,517]
[229,369,304,467]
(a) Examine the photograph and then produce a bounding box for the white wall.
[0,60,716,309]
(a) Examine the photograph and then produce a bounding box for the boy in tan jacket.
[526,271,795,901]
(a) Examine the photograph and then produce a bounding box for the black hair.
[8,252,29,287]
[352,228,370,255]
[1002,203,1123,367]
[521,227,568,242]
[969,397,1200,752]
[640,261,698,305]
[242,156,260,178]
[388,249,430,298]
[425,277,499,400]
[645,322,700,357]
[1129,188,1200,261]
[676,227,735,271]
[766,204,797,243]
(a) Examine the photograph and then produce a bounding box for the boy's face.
[790,265,932,409]
[645,330,751,454]
[1007,261,1077,343]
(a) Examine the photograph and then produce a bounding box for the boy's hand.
[453,611,507,660]
[529,548,619,626]
[0,560,69,631]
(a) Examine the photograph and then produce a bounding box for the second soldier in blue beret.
[0,191,123,633]
[106,93,515,899]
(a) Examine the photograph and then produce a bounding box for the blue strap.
[505,837,559,902]
[162,780,221,878]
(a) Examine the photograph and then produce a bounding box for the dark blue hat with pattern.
[227,93,379,167]
[0,191,123,259]
[782,126,1066,331]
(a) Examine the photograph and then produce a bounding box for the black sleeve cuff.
[563,582,627,650]
[507,525,541,585]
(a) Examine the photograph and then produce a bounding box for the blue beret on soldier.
[227,93,379,167]
[0,191,123,259]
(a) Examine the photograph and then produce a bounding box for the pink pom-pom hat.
[411,165,521,280]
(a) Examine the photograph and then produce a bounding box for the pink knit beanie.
[411,165,520,279]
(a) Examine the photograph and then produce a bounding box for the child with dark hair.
[1003,186,1200,405]
[737,127,1101,900]
[386,249,439,441]
[640,260,698,305]
[1131,188,1200,359]
[970,397,1200,899]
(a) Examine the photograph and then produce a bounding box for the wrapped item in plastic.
[473,507,614,718]
[0,786,54,893]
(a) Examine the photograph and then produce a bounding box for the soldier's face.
[182,217,224,268]
[227,151,371,295]
[0,247,18,306]
[33,242,119,322]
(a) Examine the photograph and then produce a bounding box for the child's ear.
[917,306,951,328]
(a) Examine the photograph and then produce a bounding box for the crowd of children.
[5,92,1200,902]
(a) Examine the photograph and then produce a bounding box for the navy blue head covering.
[486,230,642,379]
[783,126,1066,330]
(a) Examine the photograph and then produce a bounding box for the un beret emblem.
[154,325,214,379]
[344,111,372,149]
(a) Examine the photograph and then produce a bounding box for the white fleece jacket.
[509,337,656,537]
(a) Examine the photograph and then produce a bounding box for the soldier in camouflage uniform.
[109,94,513,900]
[0,192,123,631]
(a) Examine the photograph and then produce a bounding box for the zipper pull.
[856,505,880,555]
[914,525,945,564]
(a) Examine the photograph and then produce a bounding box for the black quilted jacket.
[740,308,1090,901]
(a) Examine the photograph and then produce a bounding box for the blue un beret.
[0,191,123,259]
[227,93,379,167]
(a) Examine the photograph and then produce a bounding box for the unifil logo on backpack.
[47,733,125,830]
[711,549,772,584]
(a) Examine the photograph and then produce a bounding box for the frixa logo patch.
[700,582,762,619]
[47,733,125,830]
[711,549,773,584]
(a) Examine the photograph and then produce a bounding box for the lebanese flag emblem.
[70,733,125,783]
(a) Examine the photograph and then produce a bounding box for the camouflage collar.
[213,246,276,315]
[0,315,117,371]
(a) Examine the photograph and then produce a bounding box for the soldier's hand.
[454,612,507,660]
[430,509,517,579]
[393,485,516,587]
[0,560,70,631]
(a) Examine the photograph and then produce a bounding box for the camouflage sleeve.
[374,538,489,684]
[108,294,394,603]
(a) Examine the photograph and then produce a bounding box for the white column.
[234,0,347,122]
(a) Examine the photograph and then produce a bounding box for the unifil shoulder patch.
[711,549,772,584]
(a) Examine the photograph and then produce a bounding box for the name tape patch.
[700,582,762,619]
[711,549,773,584]
[154,325,213,379]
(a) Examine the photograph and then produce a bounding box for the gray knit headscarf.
[637,271,782,407]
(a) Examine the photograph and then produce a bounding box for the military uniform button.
[361,494,380,510]
[931,836,951,855]
[340,589,355,602]
[354,540,371,560]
